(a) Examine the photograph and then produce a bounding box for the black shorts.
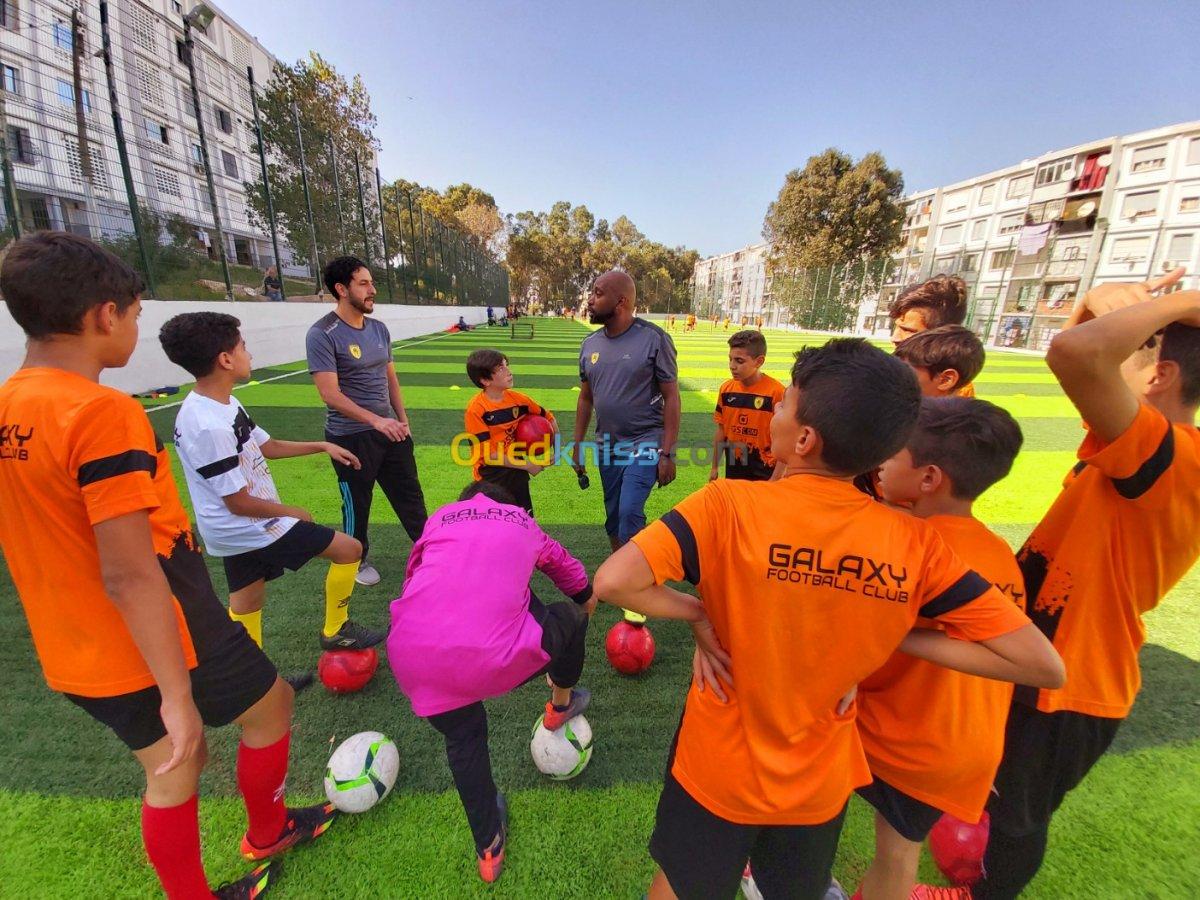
[64,624,277,751]
[222,520,336,592]
[478,465,534,515]
[725,447,774,481]
[988,701,1121,837]
[856,775,943,842]
[649,771,847,900]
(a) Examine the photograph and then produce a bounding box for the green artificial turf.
[0,319,1196,897]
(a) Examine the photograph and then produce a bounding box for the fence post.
[405,190,420,303]
[328,133,347,255]
[98,0,155,295]
[70,9,98,239]
[353,148,370,264]
[373,167,394,300]
[248,67,284,300]
[390,185,408,303]
[291,102,321,295]
[0,54,22,242]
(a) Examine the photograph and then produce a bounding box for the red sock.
[237,730,290,848]
[142,794,211,899]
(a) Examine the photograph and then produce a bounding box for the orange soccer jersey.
[856,515,1027,821]
[464,389,555,479]
[630,475,1029,825]
[713,375,785,466]
[1017,403,1200,718]
[0,369,201,697]
[956,382,976,398]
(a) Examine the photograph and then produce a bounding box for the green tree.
[763,149,904,270]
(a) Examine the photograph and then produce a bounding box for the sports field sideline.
[1,317,1196,897]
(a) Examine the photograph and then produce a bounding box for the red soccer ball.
[318,648,379,694]
[515,414,554,446]
[929,811,990,886]
[605,620,656,675]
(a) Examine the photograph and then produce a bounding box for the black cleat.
[319,620,386,651]
[213,859,280,899]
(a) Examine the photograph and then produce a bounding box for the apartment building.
[861,120,1200,350]
[0,0,303,271]
[690,242,782,324]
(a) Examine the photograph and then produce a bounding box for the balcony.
[1069,151,1111,194]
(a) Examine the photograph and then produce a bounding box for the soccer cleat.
[354,561,381,586]
[477,793,508,883]
[283,672,314,693]
[910,885,972,900]
[825,877,850,900]
[622,609,648,625]
[240,802,337,861]
[320,620,386,651]
[741,864,764,900]
[542,687,592,731]
[213,860,280,899]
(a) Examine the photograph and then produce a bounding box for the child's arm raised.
[260,438,360,469]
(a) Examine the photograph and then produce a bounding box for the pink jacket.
[387,494,590,716]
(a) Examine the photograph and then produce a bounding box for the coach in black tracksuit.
[306,256,428,587]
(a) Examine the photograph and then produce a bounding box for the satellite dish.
[1097,153,1113,168]
[1077,201,1097,217]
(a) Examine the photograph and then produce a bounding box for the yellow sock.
[323,562,357,637]
[230,608,263,647]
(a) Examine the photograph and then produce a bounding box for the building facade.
[0,0,304,272]
[861,120,1200,349]
[690,242,782,324]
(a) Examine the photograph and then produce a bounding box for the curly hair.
[322,255,369,298]
[889,275,968,329]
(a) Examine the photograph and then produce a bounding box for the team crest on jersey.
[590,352,599,364]
[349,344,362,359]
[754,396,764,409]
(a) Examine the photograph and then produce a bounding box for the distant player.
[893,325,985,398]
[161,312,384,654]
[685,313,697,332]
[709,330,784,481]
[594,338,1063,900]
[976,272,1200,898]
[463,348,557,515]
[723,315,732,330]
[855,397,1025,900]
[0,233,333,898]
[387,481,594,884]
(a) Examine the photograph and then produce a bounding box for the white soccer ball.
[530,714,593,780]
[324,731,399,813]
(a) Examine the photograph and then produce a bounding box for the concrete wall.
[0,300,489,394]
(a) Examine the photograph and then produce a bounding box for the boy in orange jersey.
[889,276,975,398]
[854,397,1025,900]
[709,330,785,481]
[0,233,333,899]
[594,338,1064,900]
[975,271,1200,899]
[892,325,985,399]
[464,349,557,515]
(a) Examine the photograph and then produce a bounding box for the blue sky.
[223,1,1199,257]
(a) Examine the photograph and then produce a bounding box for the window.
[1006,173,1033,199]
[216,107,232,134]
[144,118,169,145]
[55,80,93,111]
[978,182,996,206]
[180,84,196,117]
[153,166,182,198]
[64,137,111,191]
[6,125,34,164]
[1188,138,1200,167]
[1111,237,1150,263]
[970,219,987,241]
[962,253,980,272]
[128,4,157,53]
[52,20,73,51]
[1181,194,1200,214]
[1036,158,1074,186]
[990,249,1016,270]
[933,256,957,273]
[998,213,1024,235]
[1130,144,1167,173]
[938,223,964,245]
[942,190,969,215]
[0,0,17,31]
[191,142,203,165]
[2,65,17,94]
[176,39,187,64]
[221,149,237,178]
[1163,234,1194,267]
[172,0,182,11]
[136,61,164,107]
[1121,190,1160,219]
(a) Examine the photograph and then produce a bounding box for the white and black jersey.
[174,393,297,557]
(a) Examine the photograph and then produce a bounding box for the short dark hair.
[907,397,1024,500]
[159,312,242,378]
[466,348,507,388]
[1159,323,1200,406]
[889,275,968,329]
[789,338,921,475]
[0,232,145,339]
[728,329,767,358]
[893,325,985,389]
[323,255,369,297]
[458,480,517,505]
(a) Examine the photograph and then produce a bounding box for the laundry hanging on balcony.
[1018,222,1054,256]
